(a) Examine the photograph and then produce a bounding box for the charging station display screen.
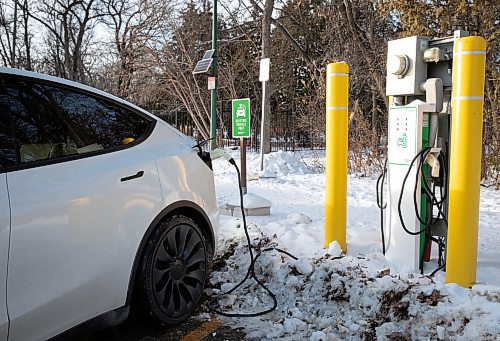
[232,98,250,138]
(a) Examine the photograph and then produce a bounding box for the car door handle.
[121,171,144,182]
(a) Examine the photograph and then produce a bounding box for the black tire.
[138,215,208,326]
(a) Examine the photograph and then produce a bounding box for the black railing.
[154,102,326,151]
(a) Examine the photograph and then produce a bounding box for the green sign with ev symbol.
[232,98,250,138]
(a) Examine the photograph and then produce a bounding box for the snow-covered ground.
[206,150,500,340]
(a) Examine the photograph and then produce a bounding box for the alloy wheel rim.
[152,223,206,318]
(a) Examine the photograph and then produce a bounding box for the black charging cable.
[376,158,388,255]
[398,147,433,236]
[396,146,450,276]
[428,263,446,277]
[211,157,298,318]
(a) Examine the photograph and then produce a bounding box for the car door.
[4,78,163,340]
[0,84,15,341]
[0,172,8,341]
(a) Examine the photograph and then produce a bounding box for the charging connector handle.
[210,148,235,164]
[425,148,441,178]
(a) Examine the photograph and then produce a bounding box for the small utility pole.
[210,0,218,150]
[259,0,274,170]
[259,58,270,171]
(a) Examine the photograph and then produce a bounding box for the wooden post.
[240,138,247,195]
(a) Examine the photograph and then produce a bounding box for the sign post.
[259,58,270,171]
[232,98,250,194]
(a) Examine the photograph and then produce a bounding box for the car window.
[5,78,153,164]
[0,83,16,167]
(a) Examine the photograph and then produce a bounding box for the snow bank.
[248,150,311,176]
[209,224,500,340]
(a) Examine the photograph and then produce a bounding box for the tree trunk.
[22,0,31,70]
[11,0,17,67]
[261,0,273,154]
[372,89,378,149]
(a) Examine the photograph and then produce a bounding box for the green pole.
[210,0,218,150]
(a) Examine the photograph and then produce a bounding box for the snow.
[207,149,500,340]
[258,169,277,178]
[226,193,272,209]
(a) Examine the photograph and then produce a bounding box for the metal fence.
[155,100,326,151]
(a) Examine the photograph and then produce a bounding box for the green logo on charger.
[232,98,250,138]
[397,133,408,148]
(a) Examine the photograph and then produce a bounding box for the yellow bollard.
[324,62,349,251]
[446,37,487,288]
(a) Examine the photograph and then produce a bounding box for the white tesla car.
[0,67,219,340]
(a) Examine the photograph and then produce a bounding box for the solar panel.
[193,58,213,75]
[202,49,215,60]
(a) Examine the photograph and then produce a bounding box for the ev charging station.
[383,31,487,282]
[385,33,454,272]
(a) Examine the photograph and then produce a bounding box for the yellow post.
[446,37,487,288]
[325,62,349,251]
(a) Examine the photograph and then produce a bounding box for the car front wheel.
[138,215,208,326]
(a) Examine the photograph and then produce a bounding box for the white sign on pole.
[207,76,216,90]
[259,58,270,82]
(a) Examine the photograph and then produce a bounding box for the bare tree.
[0,1,16,67]
[20,0,32,70]
[100,0,172,99]
[0,0,33,69]
[149,3,213,139]
[21,0,104,82]
[156,41,211,138]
